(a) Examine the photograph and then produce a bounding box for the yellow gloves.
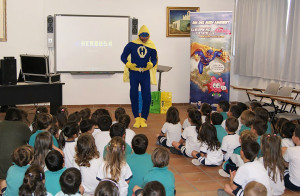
[145,62,153,70]
[126,61,153,71]
[126,62,137,69]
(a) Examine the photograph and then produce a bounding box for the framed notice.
[0,0,6,41]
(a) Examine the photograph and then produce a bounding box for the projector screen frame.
[54,14,132,74]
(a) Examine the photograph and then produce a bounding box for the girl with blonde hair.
[96,137,132,196]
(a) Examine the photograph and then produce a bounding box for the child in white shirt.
[73,133,102,195]
[280,121,296,148]
[283,126,300,191]
[259,134,285,195]
[222,140,272,196]
[200,103,212,123]
[171,109,202,157]
[59,123,80,168]
[118,114,136,147]
[94,115,113,157]
[191,123,223,166]
[96,137,132,196]
[157,106,182,148]
[182,105,198,130]
[221,117,240,161]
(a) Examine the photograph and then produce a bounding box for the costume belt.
[130,67,150,72]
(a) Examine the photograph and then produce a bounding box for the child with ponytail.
[56,106,69,132]
[19,165,52,196]
[171,109,202,157]
[96,137,132,196]
[58,122,80,168]
[200,103,212,123]
[259,134,285,195]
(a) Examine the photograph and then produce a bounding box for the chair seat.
[275,113,300,121]
[263,105,275,113]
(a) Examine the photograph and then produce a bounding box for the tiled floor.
[1,104,300,196]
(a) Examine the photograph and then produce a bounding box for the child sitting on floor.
[282,126,300,191]
[222,140,272,196]
[55,168,83,196]
[157,106,181,148]
[171,109,202,157]
[191,123,223,166]
[221,117,240,161]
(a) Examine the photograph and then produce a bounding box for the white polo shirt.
[182,126,201,157]
[283,146,300,187]
[161,122,182,147]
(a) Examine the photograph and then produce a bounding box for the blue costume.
[194,49,222,74]
[121,25,157,128]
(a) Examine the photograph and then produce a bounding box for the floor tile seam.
[192,165,225,185]
[174,170,204,193]
[175,155,220,192]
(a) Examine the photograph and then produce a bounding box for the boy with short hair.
[219,130,257,178]
[222,140,272,196]
[239,110,255,134]
[251,119,267,144]
[118,114,136,147]
[134,147,175,196]
[282,126,300,191]
[45,150,67,195]
[55,168,83,196]
[94,115,112,157]
[251,119,267,158]
[102,123,132,158]
[253,107,272,134]
[29,113,59,148]
[79,119,95,134]
[211,112,226,144]
[222,105,242,133]
[221,117,240,161]
[127,134,153,196]
[217,100,230,121]
[113,107,126,124]
[249,102,262,111]
[244,181,267,196]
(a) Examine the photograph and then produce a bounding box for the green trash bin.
[150,91,161,113]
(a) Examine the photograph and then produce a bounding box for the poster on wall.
[190,12,232,108]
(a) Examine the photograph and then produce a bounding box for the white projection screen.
[55,15,130,72]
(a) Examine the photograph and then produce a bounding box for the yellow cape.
[123,25,158,85]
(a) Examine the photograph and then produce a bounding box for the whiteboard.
[55,15,130,73]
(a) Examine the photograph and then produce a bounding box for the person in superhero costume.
[194,49,222,74]
[121,25,158,128]
[191,43,229,75]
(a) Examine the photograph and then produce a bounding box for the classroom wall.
[1,0,239,105]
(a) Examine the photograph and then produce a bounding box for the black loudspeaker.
[0,57,17,85]
[47,15,54,33]
[132,18,138,35]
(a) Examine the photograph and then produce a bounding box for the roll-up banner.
[190,12,232,108]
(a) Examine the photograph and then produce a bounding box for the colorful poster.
[190,12,232,108]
